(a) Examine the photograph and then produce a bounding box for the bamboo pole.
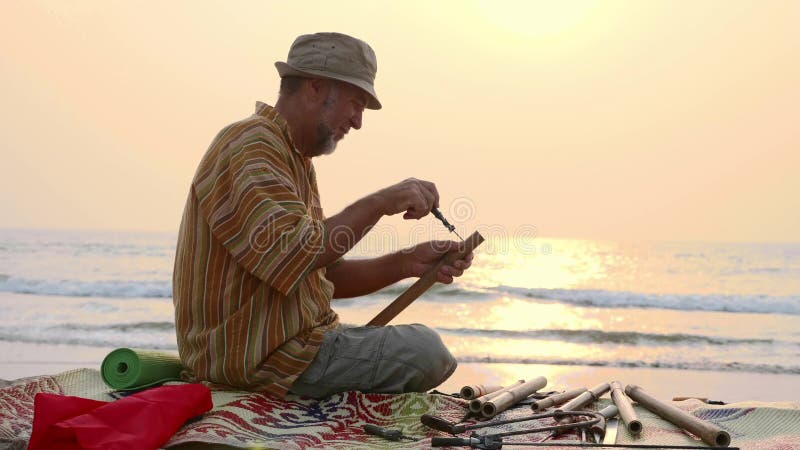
[367,231,485,326]
[469,380,525,414]
[481,376,548,417]
[460,384,503,400]
[625,384,731,447]
[558,382,610,413]
[610,381,642,435]
[530,388,587,411]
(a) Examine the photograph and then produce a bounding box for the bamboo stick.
[460,384,503,400]
[558,382,610,412]
[469,380,524,413]
[481,376,548,417]
[367,231,485,326]
[610,381,642,435]
[625,384,731,447]
[530,388,587,411]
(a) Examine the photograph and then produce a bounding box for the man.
[173,32,473,399]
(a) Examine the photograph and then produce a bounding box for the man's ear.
[303,78,331,106]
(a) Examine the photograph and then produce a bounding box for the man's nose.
[350,110,362,130]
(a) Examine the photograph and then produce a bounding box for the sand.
[2,341,799,403]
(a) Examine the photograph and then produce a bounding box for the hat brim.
[275,61,382,110]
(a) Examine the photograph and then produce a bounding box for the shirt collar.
[255,101,305,158]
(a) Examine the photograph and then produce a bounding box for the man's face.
[311,82,368,156]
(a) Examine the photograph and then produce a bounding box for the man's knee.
[382,324,457,392]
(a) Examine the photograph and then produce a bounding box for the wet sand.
[3,341,799,403]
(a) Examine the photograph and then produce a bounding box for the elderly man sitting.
[173,32,473,399]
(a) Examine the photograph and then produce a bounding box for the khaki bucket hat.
[275,32,381,110]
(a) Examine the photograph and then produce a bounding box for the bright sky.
[1,0,798,242]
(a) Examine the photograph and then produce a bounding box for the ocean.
[1,228,799,380]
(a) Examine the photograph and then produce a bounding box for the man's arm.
[325,241,474,299]
[310,178,441,270]
[324,254,404,299]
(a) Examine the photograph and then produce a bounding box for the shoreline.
[2,341,799,403]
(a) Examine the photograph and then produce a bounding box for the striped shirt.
[173,101,339,398]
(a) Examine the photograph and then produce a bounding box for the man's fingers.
[432,240,460,255]
[419,180,440,209]
[418,187,436,214]
[405,190,428,219]
[459,252,474,265]
[441,265,464,277]
[454,259,471,270]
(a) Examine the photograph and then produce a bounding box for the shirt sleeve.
[197,124,325,296]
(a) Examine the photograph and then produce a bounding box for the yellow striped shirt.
[173,102,339,397]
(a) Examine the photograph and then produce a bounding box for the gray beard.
[309,87,340,157]
[315,121,338,156]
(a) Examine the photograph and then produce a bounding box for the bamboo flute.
[460,384,503,400]
[610,381,643,435]
[530,388,587,411]
[558,382,610,413]
[481,376,548,417]
[367,231,485,326]
[469,380,525,413]
[625,384,731,447]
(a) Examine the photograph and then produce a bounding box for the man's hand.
[400,240,474,284]
[373,178,439,220]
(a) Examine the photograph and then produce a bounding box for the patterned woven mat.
[2,369,800,449]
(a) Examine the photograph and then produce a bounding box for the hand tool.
[431,436,738,449]
[423,410,599,435]
[591,405,619,443]
[362,424,416,441]
[432,207,464,241]
[603,418,619,445]
[672,396,726,405]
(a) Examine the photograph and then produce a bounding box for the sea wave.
[436,327,779,346]
[0,322,177,350]
[1,273,798,316]
[493,286,800,315]
[455,355,800,375]
[0,276,171,298]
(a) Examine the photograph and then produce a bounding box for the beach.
[4,340,800,403]
[1,229,799,403]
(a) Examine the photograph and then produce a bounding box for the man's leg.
[290,324,456,399]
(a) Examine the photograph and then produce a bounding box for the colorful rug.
[2,369,800,449]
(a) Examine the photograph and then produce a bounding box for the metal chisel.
[604,418,619,445]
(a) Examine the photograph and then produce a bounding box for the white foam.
[494,286,800,315]
[0,276,171,298]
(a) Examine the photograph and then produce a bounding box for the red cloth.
[27,383,212,450]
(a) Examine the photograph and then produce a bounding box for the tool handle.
[432,437,474,447]
[420,414,458,433]
[431,207,455,231]
[363,424,402,441]
[367,231,484,326]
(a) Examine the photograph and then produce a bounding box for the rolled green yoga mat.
[101,348,184,390]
